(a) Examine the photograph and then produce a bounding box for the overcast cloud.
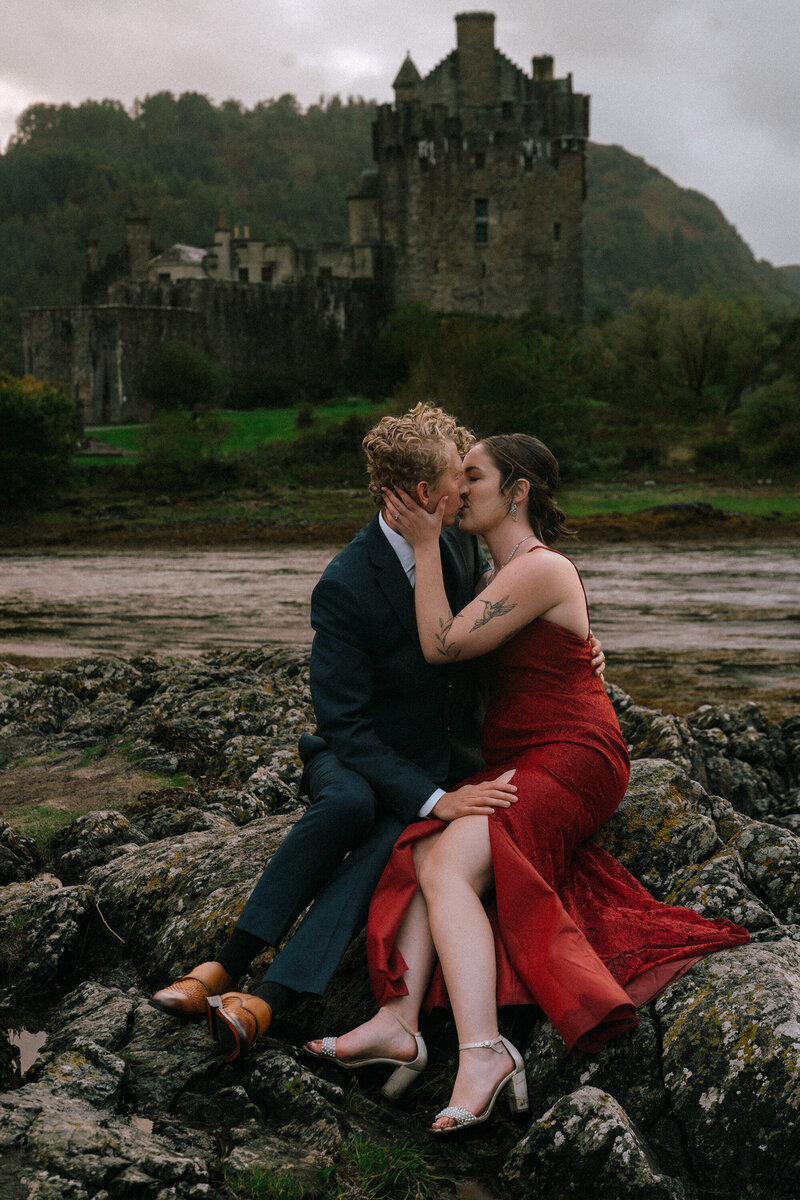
[1,0,797,265]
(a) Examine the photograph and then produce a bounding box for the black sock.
[252,980,299,1016]
[216,927,268,980]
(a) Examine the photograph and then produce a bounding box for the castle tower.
[455,12,496,108]
[125,216,152,282]
[368,11,590,321]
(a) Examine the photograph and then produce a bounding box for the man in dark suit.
[151,405,596,1060]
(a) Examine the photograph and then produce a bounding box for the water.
[0,543,798,715]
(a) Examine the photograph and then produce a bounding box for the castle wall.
[21,273,387,424]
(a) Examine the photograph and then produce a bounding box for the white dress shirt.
[378,512,445,818]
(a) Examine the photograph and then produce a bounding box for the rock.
[0,877,93,1005]
[656,941,800,1193]
[0,820,39,884]
[85,813,298,980]
[727,819,800,926]
[608,691,800,822]
[2,651,800,1198]
[0,1083,211,1198]
[499,1086,689,1199]
[522,1010,679,1161]
[50,810,148,883]
[595,760,721,897]
[664,847,780,933]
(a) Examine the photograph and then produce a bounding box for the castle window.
[475,198,489,244]
[318,266,333,279]
[553,222,561,242]
[238,267,250,282]
[261,264,275,282]
[158,272,171,283]
[524,155,534,172]
[502,101,513,119]
[474,152,485,169]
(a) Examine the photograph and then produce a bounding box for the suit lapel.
[366,517,417,641]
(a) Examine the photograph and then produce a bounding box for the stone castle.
[21,12,589,424]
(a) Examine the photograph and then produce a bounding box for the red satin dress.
[367,548,749,1053]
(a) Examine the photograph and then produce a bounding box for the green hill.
[584,142,797,312]
[778,265,800,297]
[0,94,795,370]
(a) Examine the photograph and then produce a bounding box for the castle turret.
[455,11,496,107]
[393,53,422,104]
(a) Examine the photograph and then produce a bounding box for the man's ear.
[414,480,430,507]
[513,478,530,505]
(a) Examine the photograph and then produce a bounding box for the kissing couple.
[151,403,748,1133]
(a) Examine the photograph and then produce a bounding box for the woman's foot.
[431,1036,529,1133]
[306,1008,427,1099]
[307,1008,419,1065]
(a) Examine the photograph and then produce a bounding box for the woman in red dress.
[307,435,748,1133]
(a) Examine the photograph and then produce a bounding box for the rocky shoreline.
[3,502,800,550]
[1,648,800,1199]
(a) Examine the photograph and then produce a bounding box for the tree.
[140,341,228,413]
[0,373,75,507]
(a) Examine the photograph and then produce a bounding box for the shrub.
[140,341,228,413]
[136,409,234,490]
[0,372,75,508]
[731,379,800,469]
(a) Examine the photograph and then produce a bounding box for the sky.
[2,0,797,266]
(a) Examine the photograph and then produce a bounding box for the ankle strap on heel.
[458,1036,504,1053]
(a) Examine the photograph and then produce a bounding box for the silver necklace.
[490,534,538,580]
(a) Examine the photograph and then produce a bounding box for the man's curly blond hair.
[362,403,475,508]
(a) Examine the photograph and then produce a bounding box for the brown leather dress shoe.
[206,992,272,1062]
[149,961,232,1019]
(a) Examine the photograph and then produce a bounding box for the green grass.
[319,1135,448,1200]
[561,480,800,518]
[79,744,107,767]
[223,1166,304,1200]
[11,805,83,849]
[83,425,143,452]
[82,399,384,462]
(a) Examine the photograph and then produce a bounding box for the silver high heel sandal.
[305,1014,428,1100]
[432,1035,529,1133]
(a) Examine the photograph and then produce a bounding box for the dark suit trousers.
[234,748,406,996]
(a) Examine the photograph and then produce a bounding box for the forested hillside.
[0,91,796,370]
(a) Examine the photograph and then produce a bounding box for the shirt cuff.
[418,788,445,819]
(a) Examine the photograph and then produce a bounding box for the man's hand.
[589,631,605,678]
[432,770,517,820]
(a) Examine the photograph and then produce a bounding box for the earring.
[510,501,518,522]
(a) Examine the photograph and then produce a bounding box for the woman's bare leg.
[418,816,515,1129]
[307,832,442,1061]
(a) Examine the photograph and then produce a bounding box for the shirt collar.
[379,510,416,581]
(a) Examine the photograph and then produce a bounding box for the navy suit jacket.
[309,514,486,825]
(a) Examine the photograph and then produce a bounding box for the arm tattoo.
[470,595,516,631]
[434,616,462,660]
